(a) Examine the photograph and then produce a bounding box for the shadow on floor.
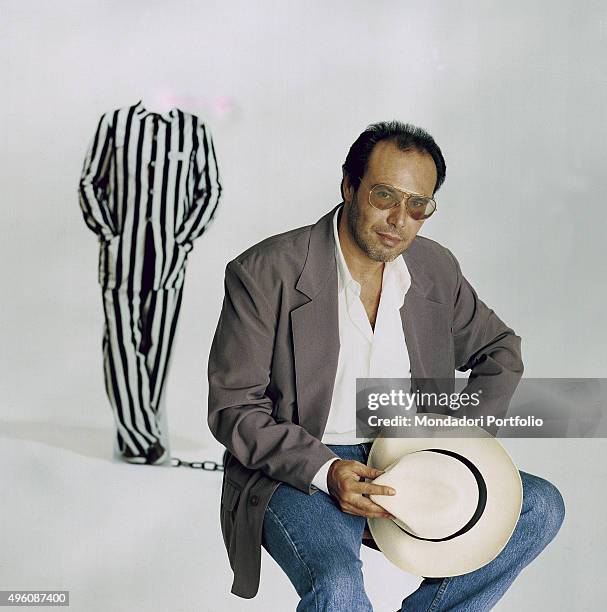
[0,421,203,462]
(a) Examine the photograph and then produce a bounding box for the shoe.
[122,446,147,464]
[146,441,168,465]
[122,441,168,466]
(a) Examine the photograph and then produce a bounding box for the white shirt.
[311,206,411,493]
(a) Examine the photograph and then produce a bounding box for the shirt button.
[149,161,155,167]
[148,189,153,195]
[249,495,259,506]
[146,217,152,222]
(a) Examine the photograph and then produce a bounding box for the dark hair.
[342,121,446,197]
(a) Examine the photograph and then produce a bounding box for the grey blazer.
[207,205,523,599]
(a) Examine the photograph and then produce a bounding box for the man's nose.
[386,200,409,227]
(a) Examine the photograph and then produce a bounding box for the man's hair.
[341,121,447,198]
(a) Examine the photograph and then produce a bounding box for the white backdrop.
[1,1,606,611]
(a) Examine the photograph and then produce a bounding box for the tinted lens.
[369,185,400,210]
[407,196,436,220]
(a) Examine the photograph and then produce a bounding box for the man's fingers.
[350,461,386,480]
[353,481,397,497]
[328,460,396,518]
[341,495,395,519]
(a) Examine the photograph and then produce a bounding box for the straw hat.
[367,414,522,577]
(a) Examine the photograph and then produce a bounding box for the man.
[208,122,564,609]
[79,100,221,465]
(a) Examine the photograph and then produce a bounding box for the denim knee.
[312,559,369,609]
[522,473,565,547]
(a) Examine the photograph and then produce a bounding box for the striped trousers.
[100,224,185,457]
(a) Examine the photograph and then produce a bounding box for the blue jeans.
[262,443,565,611]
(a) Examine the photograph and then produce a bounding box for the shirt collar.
[133,100,177,123]
[332,204,410,302]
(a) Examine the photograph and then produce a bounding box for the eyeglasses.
[361,180,437,220]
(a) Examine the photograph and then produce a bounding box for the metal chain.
[171,457,224,471]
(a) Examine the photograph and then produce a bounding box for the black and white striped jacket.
[79,100,221,291]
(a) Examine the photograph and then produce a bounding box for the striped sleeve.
[78,113,117,240]
[175,120,222,245]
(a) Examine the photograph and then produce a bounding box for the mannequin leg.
[102,288,162,456]
[141,285,185,461]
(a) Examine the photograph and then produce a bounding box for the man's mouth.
[376,231,402,247]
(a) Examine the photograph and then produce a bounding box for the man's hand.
[327,459,396,519]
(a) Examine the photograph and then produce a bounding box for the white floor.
[1,420,423,612]
[2,416,604,611]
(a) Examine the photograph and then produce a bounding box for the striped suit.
[79,100,221,458]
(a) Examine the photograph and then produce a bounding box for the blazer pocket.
[221,479,242,512]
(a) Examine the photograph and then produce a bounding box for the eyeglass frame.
[357,178,438,220]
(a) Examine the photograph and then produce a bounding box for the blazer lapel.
[400,293,453,378]
[290,206,341,438]
[402,241,454,380]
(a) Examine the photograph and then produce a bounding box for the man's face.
[343,140,438,262]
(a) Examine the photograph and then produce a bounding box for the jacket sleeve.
[78,113,117,240]
[448,250,524,433]
[207,259,338,493]
[175,119,222,246]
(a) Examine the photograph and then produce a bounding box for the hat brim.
[367,417,522,577]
